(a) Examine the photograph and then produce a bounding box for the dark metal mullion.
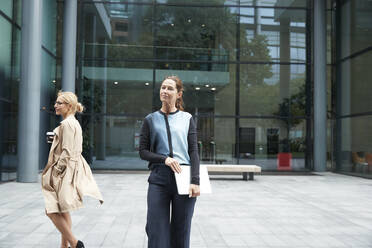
[334,0,342,172]
[42,45,57,59]
[330,1,337,171]
[235,1,240,164]
[0,9,21,29]
[152,0,157,112]
[71,1,309,10]
[82,57,307,65]
[10,0,17,100]
[336,112,372,119]
[338,45,372,63]
[77,0,86,114]
[305,0,312,170]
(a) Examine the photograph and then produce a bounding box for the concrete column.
[61,0,77,92]
[254,3,261,35]
[17,0,42,182]
[96,41,107,160]
[314,0,327,172]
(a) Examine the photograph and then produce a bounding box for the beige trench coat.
[41,115,103,213]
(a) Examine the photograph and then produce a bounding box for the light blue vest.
[146,111,192,165]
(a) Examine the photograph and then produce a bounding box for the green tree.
[240,34,273,86]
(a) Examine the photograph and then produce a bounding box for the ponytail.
[176,98,184,111]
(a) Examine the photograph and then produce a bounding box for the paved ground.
[1,171,372,248]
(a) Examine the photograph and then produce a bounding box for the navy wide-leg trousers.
[146,165,196,248]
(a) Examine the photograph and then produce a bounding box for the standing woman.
[139,76,200,248]
[41,91,104,248]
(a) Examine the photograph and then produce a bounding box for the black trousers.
[146,165,196,248]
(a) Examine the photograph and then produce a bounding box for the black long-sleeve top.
[139,110,200,185]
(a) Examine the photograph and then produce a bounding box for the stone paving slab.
[1,172,372,247]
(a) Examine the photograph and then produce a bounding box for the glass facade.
[334,0,372,178]
[1,0,372,181]
[0,0,21,181]
[0,0,60,181]
[77,0,309,170]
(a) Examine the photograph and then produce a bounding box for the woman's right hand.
[165,157,182,174]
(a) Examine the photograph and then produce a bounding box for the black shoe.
[76,240,85,248]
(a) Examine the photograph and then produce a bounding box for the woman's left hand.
[189,184,200,198]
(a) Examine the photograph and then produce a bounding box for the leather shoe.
[76,240,85,248]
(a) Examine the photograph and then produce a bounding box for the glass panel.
[239,118,306,171]
[0,17,12,79]
[338,116,372,178]
[91,116,149,170]
[82,61,153,116]
[80,59,153,167]
[240,8,306,63]
[156,0,239,6]
[39,50,57,170]
[13,29,21,79]
[349,50,372,114]
[14,0,21,26]
[240,0,307,8]
[0,0,12,18]
[107,0,152,4]
[0,17,18,181]
[201,117,236,164]
[240,64,306,115]
[339,50,372,115]
[153,63,236,115]
[89,116,237,169]
[340,1,372,58]
[82,3,154,61]
[155,5,237,61]
[326,9,333,65]
[42,0,57,54]
[289,119,306,162]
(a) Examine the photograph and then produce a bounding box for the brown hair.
[57,91,84,114]
[163,75,185,111]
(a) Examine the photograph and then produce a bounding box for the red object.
[277,153,292,170]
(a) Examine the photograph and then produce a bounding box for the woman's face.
[54,96,70,116]
[160,79,181,106]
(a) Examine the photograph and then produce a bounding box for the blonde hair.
[57,91,84,114]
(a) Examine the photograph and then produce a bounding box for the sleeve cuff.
[191,177,200,185]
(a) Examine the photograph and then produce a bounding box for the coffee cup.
[46,132,55,143]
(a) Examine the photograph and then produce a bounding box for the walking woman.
[139,76,200,248]
[41,91,104,248]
